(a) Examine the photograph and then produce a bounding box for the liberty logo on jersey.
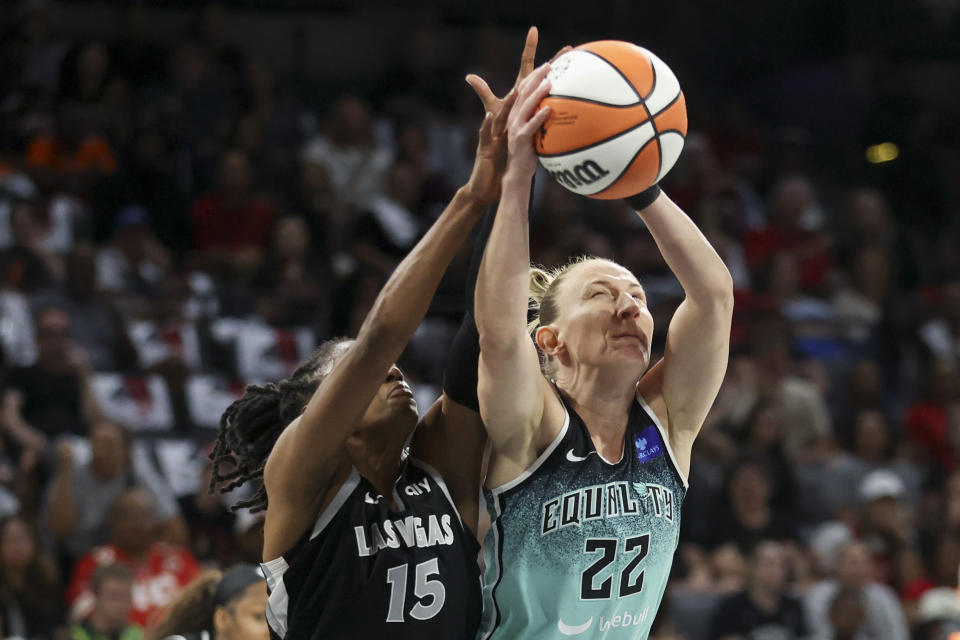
[634,425,664,463]
[541,481,675,535]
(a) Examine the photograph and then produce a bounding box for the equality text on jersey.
[541,481,675,536]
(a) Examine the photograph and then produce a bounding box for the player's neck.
[346,436,405,499]
[557,364,635,427]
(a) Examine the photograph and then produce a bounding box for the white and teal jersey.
[478,389,688,640]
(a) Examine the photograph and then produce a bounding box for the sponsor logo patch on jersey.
[634,425,664,463]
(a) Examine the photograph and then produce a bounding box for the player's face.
[359,364,419,434]
[215,582,269,640]
[553,260,653,375]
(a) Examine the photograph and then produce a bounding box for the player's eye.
[590,290,606,298]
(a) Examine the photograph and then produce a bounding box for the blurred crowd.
[0,1,959,640]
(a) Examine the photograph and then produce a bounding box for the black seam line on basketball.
[546,94,641,108]
[650,89,683,119]
[646,54,663,180]
[579,49,642,102]
[587,135,658,197]
[537,119,653,158]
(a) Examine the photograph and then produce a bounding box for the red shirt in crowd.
[189,192,275,251]
[67,542,200,626]
[905,401,957,471]
[744,225,833,292]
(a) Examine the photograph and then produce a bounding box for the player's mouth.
[388,383,414,400]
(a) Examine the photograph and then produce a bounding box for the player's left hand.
[464,27,570,206]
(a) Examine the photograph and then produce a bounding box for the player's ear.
[535,325,561,357]
[213,606,232,635]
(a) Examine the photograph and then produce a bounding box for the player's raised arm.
[412,27,544,535]
[259,129,494,558]
[475,63,554,476]
[632,189,734,475]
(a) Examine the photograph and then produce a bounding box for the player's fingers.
[478,111,494,147]
[549,45,573,64]
[492,88,518,137]
[515,62,550,103]
[465,74,497,112]
[516,74,551,123]
[517,26,539,82]
[519,105,551,137]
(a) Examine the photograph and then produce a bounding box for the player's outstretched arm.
[413,27,541,536]
[631,191,734,476]
[475,63,554,478]
[263,130,493,557]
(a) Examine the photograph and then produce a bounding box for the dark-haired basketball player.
[473,63,734,639]
[208,28,545,640]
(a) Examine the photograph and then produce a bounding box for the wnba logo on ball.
[546,160,610,191]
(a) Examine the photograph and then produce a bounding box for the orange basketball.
[535,41,687,199]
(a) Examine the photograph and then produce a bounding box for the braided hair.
[209,338,353,512]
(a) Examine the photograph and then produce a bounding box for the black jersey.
[261,458,481,640]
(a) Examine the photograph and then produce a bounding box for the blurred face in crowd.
[214,581,269,640]
[853,410,889,462]
[331,96,372,146]
[95,576,134,632]
[747,403,781,450]
[729,462,771,512]
[109,488,157,554]
[749,541,788,593]
[386,161,423,209]
[219,150,252,195]
[35,308,73,367]
[835,542,874,587]
[770,176,815,230]
[0,518,36,572]
[90,421,130,480]
[274,217,309,260]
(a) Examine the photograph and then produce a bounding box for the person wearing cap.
[147,564,267,640]
[857,469,924,588]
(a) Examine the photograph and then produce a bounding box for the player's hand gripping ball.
[535,41,687,199]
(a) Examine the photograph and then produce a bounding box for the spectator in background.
[904,358,959,472]
[2,306,104,450]
[301,95,393,207]
[32,246,138,371]
[147,564,267,640]
[745,175,834,296]
[351,160,425,276]
[0,196,62,293]
[25,100,117,196]
[706,456,795,552]
[832,246,893,350]
[827,587,869,640]
[805,540,908,640]
[69,564,143,640]
[189,149,275,275]
[95,205,172,306]
[252,215,329,328]
[856,469,923,590]
[709,540,809,640]
[919,279,960,367]
[67,486,199,626]
[0,514,63,639]
[90,126,190,255]
[45,421,185,567]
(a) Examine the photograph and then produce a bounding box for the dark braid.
[209,338,353,512]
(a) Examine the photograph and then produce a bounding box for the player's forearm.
[475,171,534,350]
[633,191,733,307]
[358,186,484,345]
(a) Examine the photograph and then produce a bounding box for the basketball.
[535,41,687,199]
